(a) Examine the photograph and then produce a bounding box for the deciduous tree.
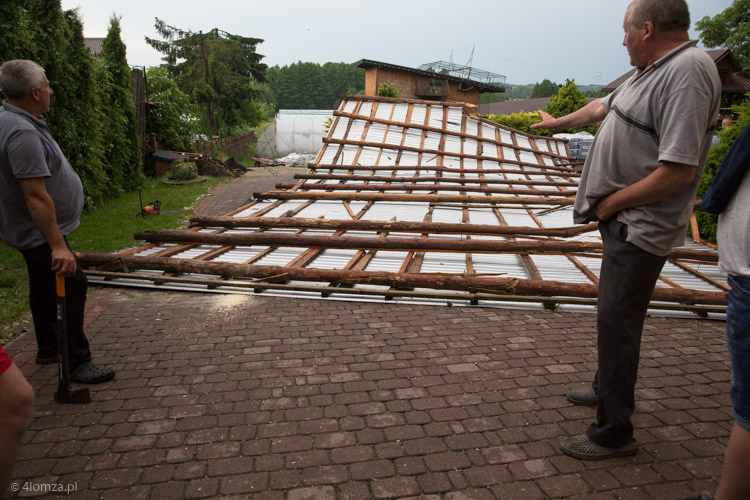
[146,66,199,151]
[529,79,558,99]
[265,62,364,111]
[695,0,750,72]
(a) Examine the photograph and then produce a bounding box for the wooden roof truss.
[78,96,727,316]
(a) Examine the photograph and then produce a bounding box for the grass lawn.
[0,175,231,342]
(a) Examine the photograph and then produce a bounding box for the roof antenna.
[466,44,475,80]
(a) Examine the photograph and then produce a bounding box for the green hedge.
[1,1,142,208]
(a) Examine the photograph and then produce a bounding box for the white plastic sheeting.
[85,96,725,318]
[255,110,333,157]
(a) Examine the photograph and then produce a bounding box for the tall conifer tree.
[101,15,142,193]
[146,19,267,136]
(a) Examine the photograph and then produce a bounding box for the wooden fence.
[195,131,256,159]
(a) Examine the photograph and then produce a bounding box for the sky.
[59,0,733,86]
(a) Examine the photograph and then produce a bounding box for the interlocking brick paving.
[2,168,732,498]
[3,286,730,498]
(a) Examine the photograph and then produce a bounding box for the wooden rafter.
[77,253,728,306]
[83,96,725,314]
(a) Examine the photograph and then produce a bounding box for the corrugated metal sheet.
[81,95,726,318]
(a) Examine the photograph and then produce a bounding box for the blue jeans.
[727,274,750,431]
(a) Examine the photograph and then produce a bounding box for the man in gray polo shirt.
[0,59,114,384]
[531,0,720,460]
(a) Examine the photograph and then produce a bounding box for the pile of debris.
[195,156,245,177]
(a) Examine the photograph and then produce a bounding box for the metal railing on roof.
[418,60,506,88]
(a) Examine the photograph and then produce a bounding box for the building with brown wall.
[353,59,504,106]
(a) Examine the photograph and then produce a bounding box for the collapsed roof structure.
[78,95,727,317]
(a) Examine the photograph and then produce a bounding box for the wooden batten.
[294,173,580,187]
[190,216,599,238]
[135,229,608,255]
[77,253,727,306]
[252,191,576,206]
[279,182,576,197]
[136,229,718,263]
[312,164,581,177]
[322,138,574,171]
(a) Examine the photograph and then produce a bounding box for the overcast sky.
[59,0,732,86]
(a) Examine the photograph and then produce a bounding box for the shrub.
[322,116,334,134]
[486,111,549,136]
[485,80,595,136]
[544,79,598,135]
[377,83,399,98]
[168,162,198,181]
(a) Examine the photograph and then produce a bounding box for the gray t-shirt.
[574,41,721,256]
[718,168,750,279]
[0,101,83,250]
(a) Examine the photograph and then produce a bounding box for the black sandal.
[71,362,115,384]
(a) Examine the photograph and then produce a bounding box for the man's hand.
[530,99,606,134]
[51,247,77,277]
[530,110,559,131]
[17,177,77,276]
[594,195,618,222]
[592,162,697,223]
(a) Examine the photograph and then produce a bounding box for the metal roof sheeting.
[79,95,727,318]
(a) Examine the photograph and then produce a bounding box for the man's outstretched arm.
[530,98,606,133]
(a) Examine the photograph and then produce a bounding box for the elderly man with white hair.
[0,59,114,384]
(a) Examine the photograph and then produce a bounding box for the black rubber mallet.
[54,275,90,404]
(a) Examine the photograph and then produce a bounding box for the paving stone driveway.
[4,286,730,499]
